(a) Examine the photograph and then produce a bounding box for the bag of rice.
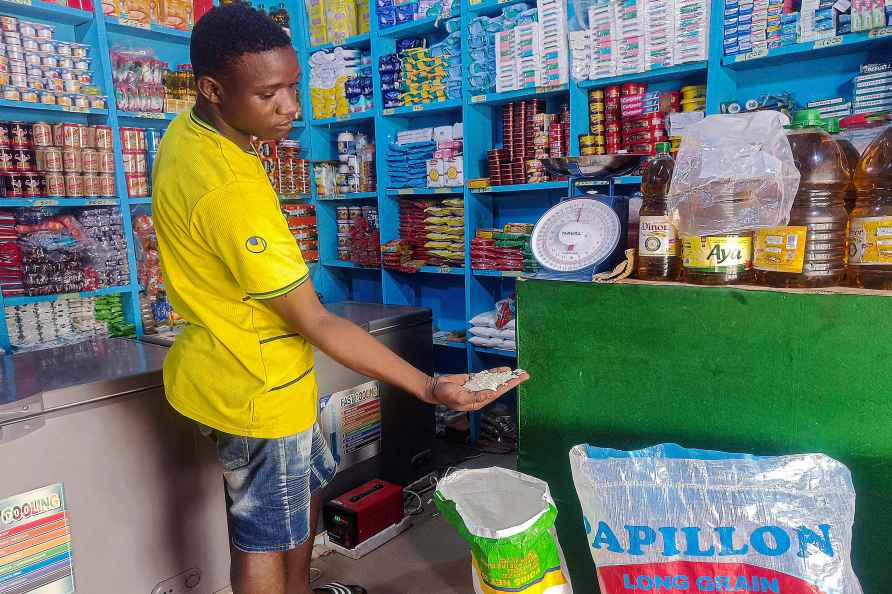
[569,443,863,594]
[436,468,573,594]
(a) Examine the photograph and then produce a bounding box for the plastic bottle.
[754,111,849,288]
[831,119,861,213]
[849,125,892,288]
[637,142,679,280]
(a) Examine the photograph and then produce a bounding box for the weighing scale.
[532,155,646,281]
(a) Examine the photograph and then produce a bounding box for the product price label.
[849,216,892,264]
[383,108,395,116]
[813,36,843,49]
[471,95,486,104]
[8,0,31,5]
[869,27,892,38]
[398,188,413,195]
[32,199,58,206]
[119,18,151,29]
[638,216,677,257]
[502,270,523,277]
[135,112,165,119]
[86,198,117,206]
[336,115,350,122]
[438,266,453,274]
[434,187,451,193]
[734,47,769,62]
[753,226,807,272]
[63,105,89,113]
[682,235,753,272]
[469,0,481,5]
[413,104,424,112]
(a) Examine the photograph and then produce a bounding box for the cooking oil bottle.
[754,110,849,288]
[637,142,679,280]
[830,119,861,213]
[849,124,892,288]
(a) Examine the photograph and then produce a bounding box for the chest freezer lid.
[325,301,432,334]
[0,338,168,426]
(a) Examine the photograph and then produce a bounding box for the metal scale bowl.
[531,155,647,281]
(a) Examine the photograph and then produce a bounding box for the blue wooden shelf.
[0,0,93,25]
[279,194,312,201]
[470,345,517,358]
[317,192,378,201]
[467,0,530,15]
[434,339,467,350]
[116,111,179,121]
[417,266,465,275]
[379,15,440,38]
[5,286,132,307]
[104,16,191,42]
[472,269,524,278]
[579,62,708,88]
[309,33,371,51]
[470,181,567,194]
[723,29,892,69]
[469,84,569,106]
[382,99,462,117]
[128,197,152,205]
[0,99,107,116]
[322,260,381,271]
[386,187,463,196]
[0,197,119,207]
[292,120,306,128]
[311,111,375,126]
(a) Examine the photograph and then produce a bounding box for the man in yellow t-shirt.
[153,5,528,594]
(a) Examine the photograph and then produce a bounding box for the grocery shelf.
[104,16,192,42]
[470,181,567,194]
[279,194,312,201]
[0,99,107,116]
[467,0,530,15]
[322,259,381,271]
[128,197,152,205]
[382,98,462,117]
[310,111,375,126]
[579,62,708,88]
[723,29,892,69]
[116,111,179,122]
[5,285,132,307]
[379,15,439,38]
[434,339,467,350]
[309,33,370,51]
[0,0,93,25]
[472,269,524,278]
[317,192,378,200]
[0,197,119,207]
[469,84,569,106]
[470,345,517,358]
[292,119,306,128]
[416,266,465,275]
[386,187,463,195]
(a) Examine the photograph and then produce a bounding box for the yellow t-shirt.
[153,111,316,438]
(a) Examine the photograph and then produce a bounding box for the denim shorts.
[201,423,338,553]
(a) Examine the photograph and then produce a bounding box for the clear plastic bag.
[570,443,863,594]
[668,111,801,236]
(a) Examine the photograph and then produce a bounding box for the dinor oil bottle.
[637,142,679,280]
[849,125,892,289]
[754,111,849,288]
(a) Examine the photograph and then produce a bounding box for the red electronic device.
[323,480,404,550]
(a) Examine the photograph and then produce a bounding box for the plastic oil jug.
[754,111,849,288]
[830,118,861,213]
[849,124,892,288]
[637,142,679,281]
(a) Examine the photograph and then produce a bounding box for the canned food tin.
[81,125,94,148]
[0,147,12,170]
[73,58,89,71]
[1,86,18,101]
[0,16,17,32]
[58,57,74,71]
[336,206,349,220]
[44,171,64,196]
[0,72,8,87]
[27,78,44,91]
[62,123,82,148]
[25,66,42,78]
[99,174,115,196]
[73,94,88,109]
[6,48,23,62]
[70,44,88,59]
[55,42,71,56]
[12,146,33,171]
[38,41,55,54]
[10,73,27,88]
[589,89,605,100]
[337,236,350,249]
[348,206,363,219]
[62,79,80,93]
[41,147,62,171]
[64,172,82,196]
[579,135,598,148]
[93,125,113,150]
[21,172,41,196]
[4,32,21,46]
[2,172,22,196]
[97,151,115,173]
[22,38,38,52]
[24,53,40,66]
[126,173,147,197]
[43,78,61,93]
[8,60,25,74]
[59,68,75,81]
[33,24,52,40]
[122,151,146,174]
[337,222,351,234]
[120,128,144,151]
[82,173,99,196]
[0,122,9,146]
[9,123,30,147]
[89,95,106,109]
[81,149,98,173]
[62,148,81,172]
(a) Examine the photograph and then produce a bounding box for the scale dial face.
[531,198,621,273]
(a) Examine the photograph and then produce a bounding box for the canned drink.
[126,173,147,197]
[348,206,363,219]
[62,123,83,147]
[99,174,115,196]
[99,175,115,196]
[93,125,112,149]
[21,172,41,196]
[62,148,81,172]
[31,122,52,146]
[145,129,162,152]
[120,128,144,151]
[2,172,22,196]
[122,151,146,174]
[51,122,63,146]
[81,149,98,173]
[82,173,99,196]
[12,147,34,171]
[64,172,82,196]
[0,122,9,146]
[0,146,12,170]
[97,151,115,173]
[44,171,64,195]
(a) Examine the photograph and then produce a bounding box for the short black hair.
[190,3,292,79]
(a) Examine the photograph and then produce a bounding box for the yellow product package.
[305,0,327,46]
[325,0,357,44]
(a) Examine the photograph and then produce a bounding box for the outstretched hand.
[421,367,530,412]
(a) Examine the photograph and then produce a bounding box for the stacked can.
[336,131,376,194]
[277,140,311,197]
[336,205,379,266]
[644,90,681,114]
[620,82,648,118]
[145,128,161,194]
[256,139,280,192]
[680,85,706,112]
[622,111,667,155]
[582,89,607,156]
[488,100,569,186]
[0,15,106,110]
[283,203,317,262]
[0,121,115,198]
[120,127,149,197]
[605,85,623,153]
